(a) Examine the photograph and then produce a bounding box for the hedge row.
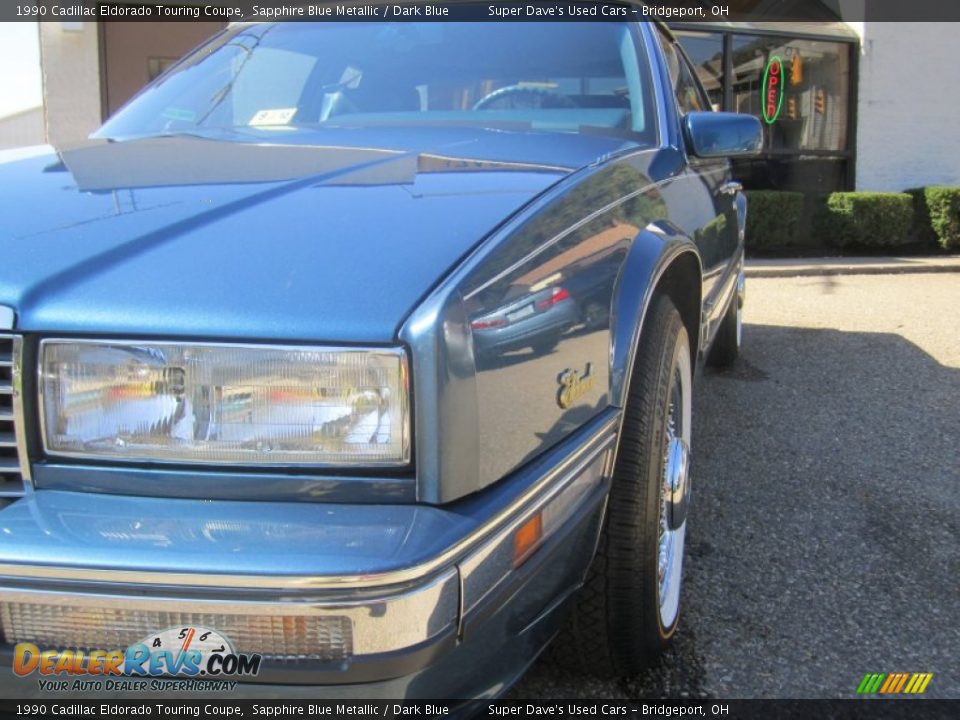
[907,187,960,250]
[743,191,805,248]
[814,192,914,249]
[744,187,960,251]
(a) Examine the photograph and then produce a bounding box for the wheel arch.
[654,252,703,367]
[610,233,702,409]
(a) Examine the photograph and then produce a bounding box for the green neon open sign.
[761,55,784,124]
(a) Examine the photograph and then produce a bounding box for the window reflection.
[673,27,855,191]
[675,31,851,154]
[674,31,724,111]
[731,35,850,152]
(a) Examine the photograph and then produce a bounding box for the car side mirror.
[683,112,763,159]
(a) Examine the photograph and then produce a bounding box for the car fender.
[610,228,703,408]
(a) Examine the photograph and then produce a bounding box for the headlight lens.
[40,340,410,466]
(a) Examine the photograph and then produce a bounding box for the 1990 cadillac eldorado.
[0,17,760,698]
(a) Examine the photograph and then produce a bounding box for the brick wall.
[39,22,102,147]
[851,22,960,191]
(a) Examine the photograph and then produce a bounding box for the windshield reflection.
[96,21,655,145]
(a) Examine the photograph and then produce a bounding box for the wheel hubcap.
[658,360,691,629]
[665,436,690,531]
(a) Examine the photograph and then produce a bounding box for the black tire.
[707,276,743,367]
[549,293,692,677]
[582,300,608,332]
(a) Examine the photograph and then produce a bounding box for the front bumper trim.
[0,413,618,592]
[0,412,618,684]
[0,569,458,659]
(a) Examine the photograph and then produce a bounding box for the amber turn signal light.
[512,513,544,568]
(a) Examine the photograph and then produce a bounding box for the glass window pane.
[731,156,849,192]
[675,31,724,111]
[97,22,656,144]
[731,35,850,152]
[656,31,707,115]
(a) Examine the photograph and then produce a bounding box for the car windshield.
[96,21,655,144]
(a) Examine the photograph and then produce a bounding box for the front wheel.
[550,294,692,676]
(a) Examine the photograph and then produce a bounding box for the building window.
[674,27,856,192]
[731,35,850,153]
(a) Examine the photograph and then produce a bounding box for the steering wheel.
[472,85,577,111]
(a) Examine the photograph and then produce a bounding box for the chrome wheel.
[551,295,690,675]
[657,346,692,629]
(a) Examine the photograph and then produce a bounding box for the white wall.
[0,23,44,121]
[0,107,44,149]
[851,22,960,191]
[39,22,102,147]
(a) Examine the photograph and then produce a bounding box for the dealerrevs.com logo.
[13,627,261,692]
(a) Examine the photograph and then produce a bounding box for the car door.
[655,27,741,342]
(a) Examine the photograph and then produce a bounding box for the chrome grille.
[0,333,26,498]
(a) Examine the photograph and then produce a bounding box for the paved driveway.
[515,273,960,699]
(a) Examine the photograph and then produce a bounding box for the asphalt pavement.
[515,272,960,699]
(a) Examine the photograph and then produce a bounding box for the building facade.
[672,21,960,193]
[0,107,44,150]
[845,22,960,191]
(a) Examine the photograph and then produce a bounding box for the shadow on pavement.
[516,323,959,699]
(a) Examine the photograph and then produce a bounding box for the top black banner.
[5,0,960,23]
[2,699,959,720]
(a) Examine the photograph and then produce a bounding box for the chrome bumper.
[0,412,617,685]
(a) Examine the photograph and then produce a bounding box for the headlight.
[39,340,410,466]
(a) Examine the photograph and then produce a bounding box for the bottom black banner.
[0,700,957,720]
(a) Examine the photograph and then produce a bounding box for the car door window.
[656,28,709,115]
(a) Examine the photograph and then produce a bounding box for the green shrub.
[905,188,935,247]
[906,186,960,250]
[814,192,914,249]
[744,191,805,248]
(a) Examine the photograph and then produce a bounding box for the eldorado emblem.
[557,363,594,409]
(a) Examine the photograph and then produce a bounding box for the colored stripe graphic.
[880,673,908,693]
[857,673,885,694]
[857,672,932,694]
[905,673,933,694]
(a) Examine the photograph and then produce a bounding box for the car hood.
[0,127,635,342]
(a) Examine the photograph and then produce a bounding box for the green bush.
[906,186,960,250]
[814,192,914,249]
[744,191,805,248]
[906,188,935,247]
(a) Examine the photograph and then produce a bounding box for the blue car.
[0,18,760,698]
